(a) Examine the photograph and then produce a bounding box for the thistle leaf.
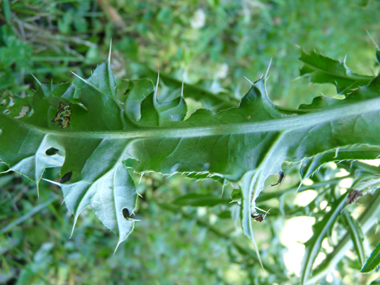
[2,49,380,257]
[299,49,373,93]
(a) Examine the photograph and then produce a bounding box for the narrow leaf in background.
[342,211,366,267]
[361,241,380,273]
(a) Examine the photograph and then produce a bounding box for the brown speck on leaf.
[346,189,363,205]
[248,116,252,120]
[52,102,72,129]
[252,208,271,222]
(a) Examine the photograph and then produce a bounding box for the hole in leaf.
[122,208,130,219]
[0,129,2,136]
[13,105,31,119]
[269,171,284,187]
[45,147,59,156]
[60,171,72,183]
[3,109,10,114]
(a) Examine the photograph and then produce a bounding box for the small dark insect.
[269,171,284,187]
[346,189,363,205]
[251,208,271,222]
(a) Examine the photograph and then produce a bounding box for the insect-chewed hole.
[0,129,2,136]
[45,147,59,156]
[122,208,131,219]
[60,171,72,183]
[14,106,31,119]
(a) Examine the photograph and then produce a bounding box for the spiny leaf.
[361,241,380,273]
[130,61,239,112]
[347,162,380,195]
[2,48,380,257]
[299,49,373,94]
[299,145,380,183]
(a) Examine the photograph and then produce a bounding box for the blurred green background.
[1,0,380,284]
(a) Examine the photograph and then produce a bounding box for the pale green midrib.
[2,96,380,139]
[301,61,373,82]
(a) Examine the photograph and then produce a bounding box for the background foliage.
[1,0,380,284]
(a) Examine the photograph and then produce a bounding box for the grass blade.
[1,196,58,234]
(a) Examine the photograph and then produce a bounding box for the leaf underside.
[1,49,380,271]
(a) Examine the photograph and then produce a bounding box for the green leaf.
[231,188,242,200]
[130,62,239,112]
[118,78,155,123]
[342,211,366,267]
[218,210,231,219]
[361,241,380,273]
[2,0,11,23]
[307,189,380,284]
[349,162,380,193]
[2,50,380,252]
[300,191,349,285]
[300,145,380,182]
[299,49,373,93]
[172,193,230,207]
